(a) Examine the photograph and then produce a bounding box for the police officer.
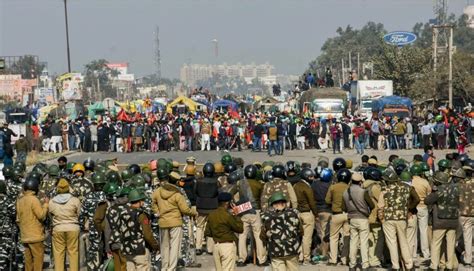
[219,163,238,193]
[40,164,60,197]
[195,162,218,256]
[286,161,300,185]
[260,165,298,211]
[70,163,94,202]
[410,164,432,262]
[377,168,419,271]
[343,172,373,271]
[83,158,96,178]
[151,169,197,271]
[7,167,24,200]
[79,172,107,270]
[261,192,301,271]
[326,168,350,266]
[122,189,159,270]
[16,177,49,271]
[205,192,243,271]
[293,167,317,265]
[361,167,386,268]
[0,180,15,269]
[312,161,332,259]
[236,165,268,267]
[107,186,131,271]
[438,159,452,173]
[425,171,460,270]
[458,161,474,267]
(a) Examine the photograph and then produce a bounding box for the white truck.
[357,80,393,119]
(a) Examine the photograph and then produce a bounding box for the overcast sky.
[0,0,469,78]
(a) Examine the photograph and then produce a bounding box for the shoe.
[349,268,356,271]
[186,262,202,268]
[236,261,247,267]
[195,249,203,256]
[257,261,269,267]
[421,260,431,266]
[327,262,338,266]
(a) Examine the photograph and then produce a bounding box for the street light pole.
[64,0,71,73]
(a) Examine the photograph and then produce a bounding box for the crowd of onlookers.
[0,107,472,160]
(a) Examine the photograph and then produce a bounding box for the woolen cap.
[57,178,70,194]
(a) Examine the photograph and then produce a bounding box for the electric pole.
[448,26,453,108]
[154,26,162,81]
[64,0,71,73]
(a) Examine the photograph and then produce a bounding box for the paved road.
[43,254,473,271]
[42,147,473,270]
[61,147,471,167]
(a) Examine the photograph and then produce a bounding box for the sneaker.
[195,249,203,256]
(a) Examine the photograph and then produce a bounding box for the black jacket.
[195,177,219,214]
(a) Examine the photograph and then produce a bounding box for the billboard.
[117,74,135,81]
[62,80,82,100]
[0,74,22,98]
[35,87,55,103]
[107,63,128,75]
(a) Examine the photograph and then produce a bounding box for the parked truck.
[356,80,393,119]
[299,87,349,119]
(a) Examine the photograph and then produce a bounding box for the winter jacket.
[50,122,62,137]
[16,191,49,243]
[48,193,81,232]
[151,183,197,228]
[425,184,459,230]
[312,180,331,213]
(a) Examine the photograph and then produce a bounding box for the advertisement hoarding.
[107,63,128,75]
[0,74,22,98]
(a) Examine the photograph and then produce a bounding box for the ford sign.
[383,31,417,46]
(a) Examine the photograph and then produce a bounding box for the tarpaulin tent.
[166,96,197,114]
[212,99,238,112]
[88,102,105,119]
[152,101,166,113]
[38,104,59,121]
[116,108,130,122]
[117,100,145,113]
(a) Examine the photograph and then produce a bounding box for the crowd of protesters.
[0,107,470,159]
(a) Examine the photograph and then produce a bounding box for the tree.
[9,55,45,79]
[139,74,181,87]
[83,59,118,101]
[371,44,432,97]
[412,14,474,54]
[307,22,386,79]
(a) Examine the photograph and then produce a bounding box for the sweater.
[342,184,373,219]
[48,193,81,232]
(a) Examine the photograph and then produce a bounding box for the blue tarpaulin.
[372,96,413,112]
[152,101,166,113]
[212,99,238,111]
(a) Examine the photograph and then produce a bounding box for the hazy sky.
[0,0,469,78]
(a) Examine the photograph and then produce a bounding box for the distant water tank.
[464,5,474,28]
